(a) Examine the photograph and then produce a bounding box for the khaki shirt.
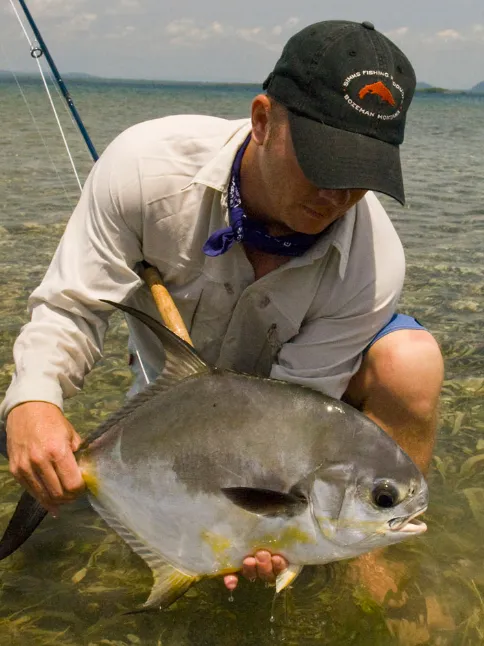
[0,115,405,418]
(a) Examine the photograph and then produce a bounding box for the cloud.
[384,27,409,40]
[65,12,97,32]
[164,17,300,53]
[105,25,136,40]
[420,25,484,45]
[165,19,222,45]
[27,0,88,19]
[436,29,462,41]
[105,0,142,16]
[471,24,484,40]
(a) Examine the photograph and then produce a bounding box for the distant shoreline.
[1,72,483,95]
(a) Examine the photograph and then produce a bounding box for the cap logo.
[342,71,404,121]
[359,81,396,107]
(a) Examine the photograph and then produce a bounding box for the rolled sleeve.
[0,132,145,419]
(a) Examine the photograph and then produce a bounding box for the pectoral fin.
[221,487,307,517]
[276,564,304,593]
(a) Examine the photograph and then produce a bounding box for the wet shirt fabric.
[0,115,405,418]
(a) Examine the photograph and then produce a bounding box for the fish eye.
[372,481,400,509]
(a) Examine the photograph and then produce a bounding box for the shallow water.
[0,79,483,645]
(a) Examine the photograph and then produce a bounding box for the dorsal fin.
[102,299,206,375]
[81,300,211,450]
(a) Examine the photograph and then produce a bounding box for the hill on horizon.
[1,70,483,94]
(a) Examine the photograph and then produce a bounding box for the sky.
[1,0,484,89]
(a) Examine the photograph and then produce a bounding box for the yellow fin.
[145,561,199,610]
[80,458,99,497]
[276,564,303,593]
[88,496,199,610]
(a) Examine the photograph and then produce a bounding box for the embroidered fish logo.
[359,81,396,107]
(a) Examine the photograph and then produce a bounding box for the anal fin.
[276,564,303,593]
[89,495,199,610]
[144,561,198,610]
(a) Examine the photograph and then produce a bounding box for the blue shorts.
[364,313,427,355]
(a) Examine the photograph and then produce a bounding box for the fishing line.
[8,0,83,191]
[9,0,152,386]
[0,40,75,211]
[136,350,150,385]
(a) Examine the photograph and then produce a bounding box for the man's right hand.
[6,402,85,513]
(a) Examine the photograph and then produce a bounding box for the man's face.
[255,106,367,236]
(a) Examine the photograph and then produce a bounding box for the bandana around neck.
[202,135,321,258]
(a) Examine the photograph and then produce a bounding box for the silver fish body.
[76,301,428,609]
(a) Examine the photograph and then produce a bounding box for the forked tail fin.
[0,420,48,559]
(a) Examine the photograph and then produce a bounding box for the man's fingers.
[241,556,258,581]
[34,462,65,502]
[228,553,290,590]
[255,550,275,582]
[223,574,238,590]
[12,463,47,505]
[272,555,288,575]
[53,450,85,497]
[70,430,83,453]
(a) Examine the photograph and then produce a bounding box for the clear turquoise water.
[0,79,483,645]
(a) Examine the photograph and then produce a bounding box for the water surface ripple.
[0,80,483,646]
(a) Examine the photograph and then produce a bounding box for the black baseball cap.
[263,20,416,204]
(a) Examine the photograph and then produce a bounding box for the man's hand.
[6,402,85,513]
[223,551,289,590]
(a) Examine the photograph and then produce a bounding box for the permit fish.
[0,300,428,610]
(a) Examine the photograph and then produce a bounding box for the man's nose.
[317,188,352,207]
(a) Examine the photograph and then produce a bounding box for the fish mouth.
[388,508,427,535]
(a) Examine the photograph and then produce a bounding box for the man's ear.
[250,94,272,146]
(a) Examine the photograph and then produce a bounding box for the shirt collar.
[279,206,358,280]
[182,120,252,193]
[182,117,361,280]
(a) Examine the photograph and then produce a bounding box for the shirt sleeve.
[0,131,145,419]
[270,195,406,400]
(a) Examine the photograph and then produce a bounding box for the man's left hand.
[223,551,289,590]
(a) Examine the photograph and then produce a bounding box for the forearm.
[1,135,145,419]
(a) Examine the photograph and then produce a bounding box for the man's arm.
[2,130,146,507]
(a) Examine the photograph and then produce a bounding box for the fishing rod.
[14,0,192,345]
[16,0,99,162]
[0,3,195,559]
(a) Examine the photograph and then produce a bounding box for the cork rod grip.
[140,263,193,346]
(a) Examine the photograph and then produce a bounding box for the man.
[1,20,443,592]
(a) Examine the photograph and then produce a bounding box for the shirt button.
[259,296,271,309]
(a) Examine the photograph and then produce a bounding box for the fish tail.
[0,491,48,560]
[0,420,48,559]
[0,420,8,459]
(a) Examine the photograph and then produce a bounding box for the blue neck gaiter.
[202,136,320,258]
